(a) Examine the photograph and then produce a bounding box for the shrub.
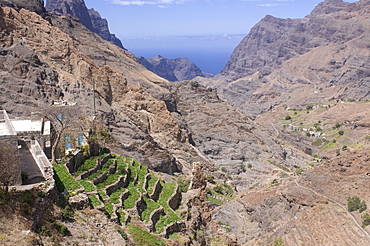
[21,171,29,181]
[53,222,69,236]
[62,205,74,220]
[295,168,305,175]
[285,115,291,120]
[37,191,46,198]
[362,213,370,228]
[347,196,367,213]
[338,130,344,135]
[241,166,246,172]
[247,163,252,169]
[273,237,284,246]
[178,177,191,192]
[221,167,227,172]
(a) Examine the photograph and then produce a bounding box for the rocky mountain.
[198,0,370,119]
[45,0,124,48]
[0,0,308,181]
[1,0,369,245]
[138,55,212,82]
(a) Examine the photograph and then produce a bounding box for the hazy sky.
[82,0,358,74]
[85,0,357,38]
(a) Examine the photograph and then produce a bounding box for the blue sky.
[84,0,358,74]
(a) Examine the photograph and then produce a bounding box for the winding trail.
[294,179,370,241]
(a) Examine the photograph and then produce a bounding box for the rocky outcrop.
[88,8,123,49]
[138,55,212,82]
[46,0,124,48]
[167,81,310,191]
[0,0,46,15]
[69,193,90,210]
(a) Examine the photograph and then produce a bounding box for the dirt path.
[294,179,370,241]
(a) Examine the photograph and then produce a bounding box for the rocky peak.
[307,0,350,17]
[0,0,46,15]
[138,55,212,82]
[46,0,93,30]
[46,0,124,49]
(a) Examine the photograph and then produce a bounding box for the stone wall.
[136,195,147,218]
[106,176,127,196]
[67,151,88,174]
[0,135,18,148]
[92,172,107,185]
[164,221,186,238]
[149,179,162,202]
[168,184,181,211]
[149,207,165,232]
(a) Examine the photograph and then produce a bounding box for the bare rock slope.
[214,150,370,245]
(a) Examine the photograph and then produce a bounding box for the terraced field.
[53,152,183,238]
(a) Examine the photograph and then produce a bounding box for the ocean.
[122,34,245,75]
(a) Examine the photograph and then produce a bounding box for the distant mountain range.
[138,55,213,82]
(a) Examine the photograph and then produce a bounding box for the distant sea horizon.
[122,34,245,75]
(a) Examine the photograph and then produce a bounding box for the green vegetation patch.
[73,157,99,176]
[141,197,160,222]
[207,183,235,205]
[79,180,96,192]
[320,141,339,150]
[96,173,121,190]
[88,194,102,208]
[110,188,126,204]
[312,139,323,147]
[128,224,166,246]
[123,187,140,209]
[347,196,367,213]
[362,213,370,228]
[104,201,115,218]
[117,209,127,225]
[147,173,159,188]
[53,163,81,192]
[207,196,222,205]
[155,182,180,233]
[98,190,108,199]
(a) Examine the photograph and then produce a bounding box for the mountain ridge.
[138,55,213,82]
[46,0,124,49]
[197,0,370,119]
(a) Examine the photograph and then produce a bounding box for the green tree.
[0,141,21,193]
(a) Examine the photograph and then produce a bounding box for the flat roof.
[0,122,13,135]
[11,120,43,132]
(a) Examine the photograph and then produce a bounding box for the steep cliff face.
[0,0,46,15]
[201,0,370,118]
[46,0,124,48]
[138,55,212,82]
